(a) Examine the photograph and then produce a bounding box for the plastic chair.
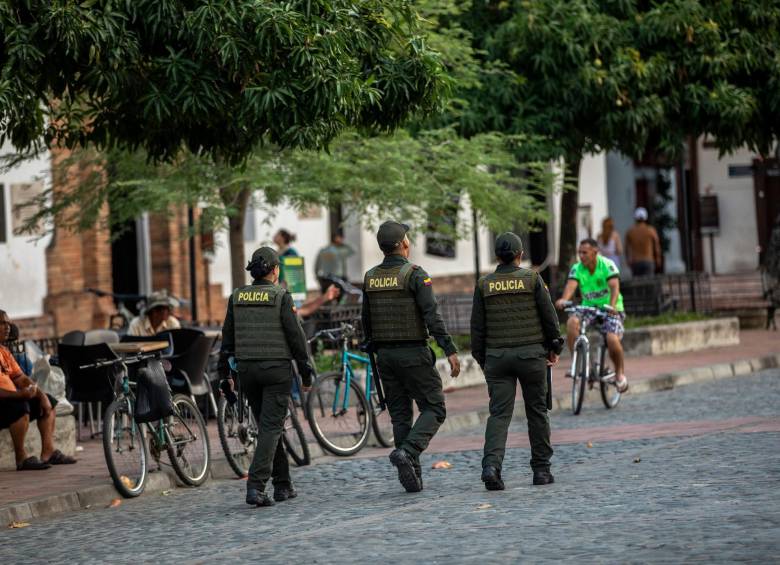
[160,329,217,418]
[60,330,85,346]
[84,329,120,345]
[57,343,122,439]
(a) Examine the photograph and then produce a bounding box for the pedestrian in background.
[597,217,623,270]
[471,233,562,491]
[361,221,460,493]
[315,232,355,293]
[625,207,662,277]
[218,247,314,507]
[127,290,180,336]
[273,229,299,258]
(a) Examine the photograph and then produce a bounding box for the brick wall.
[149,206,224,323]
[13,314,56,340]
[43,148,113,335]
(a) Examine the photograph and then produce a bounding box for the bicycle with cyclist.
[555,238,629,395]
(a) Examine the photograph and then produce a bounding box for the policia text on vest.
[471,232,562,491]
[219,246,314,507]
[361,220,460,494]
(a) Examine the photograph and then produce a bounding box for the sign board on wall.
[700,195,720,235]
[10,181,45,235]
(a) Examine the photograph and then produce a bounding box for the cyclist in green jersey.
[555,238,629,393]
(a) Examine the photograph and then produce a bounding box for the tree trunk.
[557,155,583,279]
[224,185,251,291]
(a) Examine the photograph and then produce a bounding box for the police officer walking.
[219,247,314,507]
[471,233,563,490]
[362,221,461,493]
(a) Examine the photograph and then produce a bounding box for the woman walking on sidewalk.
[471,233,563,491]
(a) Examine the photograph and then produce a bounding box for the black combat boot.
[412,457,423,490]
[273,484,298,502]
[389,449,422,493]
[481,465,505,491]
[246,487,275,507]
[532,469,555,485]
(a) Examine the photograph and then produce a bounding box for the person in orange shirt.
[0,310,77,470]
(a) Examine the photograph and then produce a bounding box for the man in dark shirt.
[361,221,460,493]
[219,247,314,507]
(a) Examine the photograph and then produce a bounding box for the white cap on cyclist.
[634,207,648,221]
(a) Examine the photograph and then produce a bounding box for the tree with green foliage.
[464,0,780,274]
[0,1,447,164]
[15,0,559,290]
[22,128,553,288]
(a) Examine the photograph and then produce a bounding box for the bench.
[0,415,76,471]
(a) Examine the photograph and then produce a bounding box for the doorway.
[110,220,141,315]
[753,159,780,265]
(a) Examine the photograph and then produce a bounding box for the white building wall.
[696,140,759,273]
[0,146,52,318]
[549,153,610,266]
[212,196,498,297]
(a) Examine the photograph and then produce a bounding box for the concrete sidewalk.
[1,329,778,524]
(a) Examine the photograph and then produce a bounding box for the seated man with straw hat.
[127,290,181,336]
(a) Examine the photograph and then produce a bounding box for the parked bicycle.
[84,355,211,498]
[562,302,623,415]
[216,360,310,479]
[306,323,393,456]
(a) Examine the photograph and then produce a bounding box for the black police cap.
[246,246,280,272]
[376,221,410,249]
[494,232,523,256]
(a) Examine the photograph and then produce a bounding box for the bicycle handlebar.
[307,322,357,345]
[78,352,156,370]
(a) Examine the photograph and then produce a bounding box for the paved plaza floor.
[2,369,779,563]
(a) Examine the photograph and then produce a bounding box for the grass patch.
[623,312,710,329]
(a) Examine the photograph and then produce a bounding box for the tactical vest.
[364,262,428,342]
[231,284,291,360]
[480,269,544,348]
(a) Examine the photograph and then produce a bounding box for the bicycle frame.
[333,340,375,414]
[568,307,612,384]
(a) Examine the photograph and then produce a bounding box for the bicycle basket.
[134,360,174,423]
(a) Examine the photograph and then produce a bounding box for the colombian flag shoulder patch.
[423,277,432,286]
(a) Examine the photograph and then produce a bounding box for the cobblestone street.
[2,370,779,564]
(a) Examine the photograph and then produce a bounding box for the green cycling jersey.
[568,255,625,312]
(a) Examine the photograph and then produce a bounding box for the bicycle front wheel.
[599,365,621,410]
[217,396,257,478]
[571,343,588,416]
[166,395,211,486]
[306,371,371,456]
[103,396,148,498]
[283,399,311,466]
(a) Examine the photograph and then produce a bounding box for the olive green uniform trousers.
[482,348,552,472]
[376,344,446,458]
[238,361,293,490]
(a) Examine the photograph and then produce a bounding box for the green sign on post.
[280,256,307,301]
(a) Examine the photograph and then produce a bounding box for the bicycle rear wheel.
[166,395,211,486]
[306,371,371,456]
[571,343,588,415]
[283,399,311,466]
[369,390,394,448]
[217,396,257,478]
[103,396,148,498]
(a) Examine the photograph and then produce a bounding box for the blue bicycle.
[306,323,394,456]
